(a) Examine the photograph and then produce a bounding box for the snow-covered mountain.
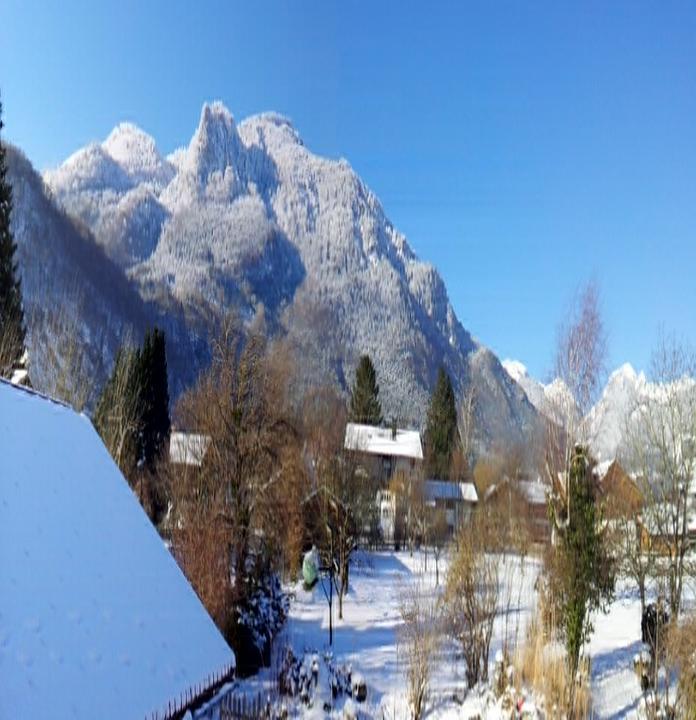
[16,101,539,445]
[502,359,574,422]
[6,145,208,405]
[504,358,696,466]
[583,363,648,463]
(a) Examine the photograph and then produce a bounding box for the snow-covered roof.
[484,477,549,506]
[517,480,549,505]
[170,430,211,466]
[344,423,423,460]
[424,480,478,503]
[0,380,234,719]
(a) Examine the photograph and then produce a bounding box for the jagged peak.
[61,141,113,169]
[45,142,134,193]
[184,101,242,180]
[102,122,172,185]
[247,111,294,130]
[198,101,236,131]
[502,359,528,382]
[607,362,639,385]
[166,146,187,170]
[238,111,303,148]
[103,122,158,153]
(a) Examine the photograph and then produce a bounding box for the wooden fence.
[217,690,266,719]
[145,662,235,720]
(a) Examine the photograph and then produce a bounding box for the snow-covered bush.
[238,572,290,655]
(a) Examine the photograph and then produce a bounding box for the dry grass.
[515,612,591,718]
[398,582,439,720]
[667,613,696,719]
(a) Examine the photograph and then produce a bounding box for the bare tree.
[168,316,297,643]
[546,281,608,511]
[390,468,426,555]
[426,505,449,587]
[603,470,655,616]
[32,302,92,411]
[93,340,144,479]
[623,336,696,617]
[301,386,373,622]
[311,449,374,621]
[554,280,607,421]
[457,383,477,474]
[0,307,25,380]
[444,511,501,687]
[399,581,439,720]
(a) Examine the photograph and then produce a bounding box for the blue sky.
[1,1,695,380]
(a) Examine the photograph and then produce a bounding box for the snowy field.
[240,549,694,719]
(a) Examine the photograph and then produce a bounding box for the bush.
[234,571,290,677]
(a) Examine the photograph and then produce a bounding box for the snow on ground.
[0,381,234,720]
[241,549,694,718]
[240,551,539,718]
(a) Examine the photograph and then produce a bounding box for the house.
[0,380,234,720]
[344,422,423,542]
[344,422,423,483]
[424,479,478,535]
[484,476,551,543]
[636,496,696,556]
[170,430,211,466]
[376,488,398,544]
[597,460,643,518]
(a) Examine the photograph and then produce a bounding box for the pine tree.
[0,95,26,379]
[424,367,458,480]
[349,354,383,426]
[139,327,170,469]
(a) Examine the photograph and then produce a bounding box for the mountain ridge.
[12,100,539,450]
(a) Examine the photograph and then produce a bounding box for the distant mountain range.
[503,359,694,467]
[9,101,540,450]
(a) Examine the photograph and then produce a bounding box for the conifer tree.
[0,95,26,379]
[550,446,614,710]
[139,327,170,469]
[424,367,458,480]
[349,354,383,426]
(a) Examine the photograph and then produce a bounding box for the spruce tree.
[0,95,26,379]
[424,367,458,480]
[349,354,383,426]
[139,327,170,469]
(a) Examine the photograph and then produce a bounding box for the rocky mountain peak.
[187,101,242,179]
[102,122,173,187]
[36,100,541,447]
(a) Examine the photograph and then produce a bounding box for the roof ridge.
[0,377,72,410]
